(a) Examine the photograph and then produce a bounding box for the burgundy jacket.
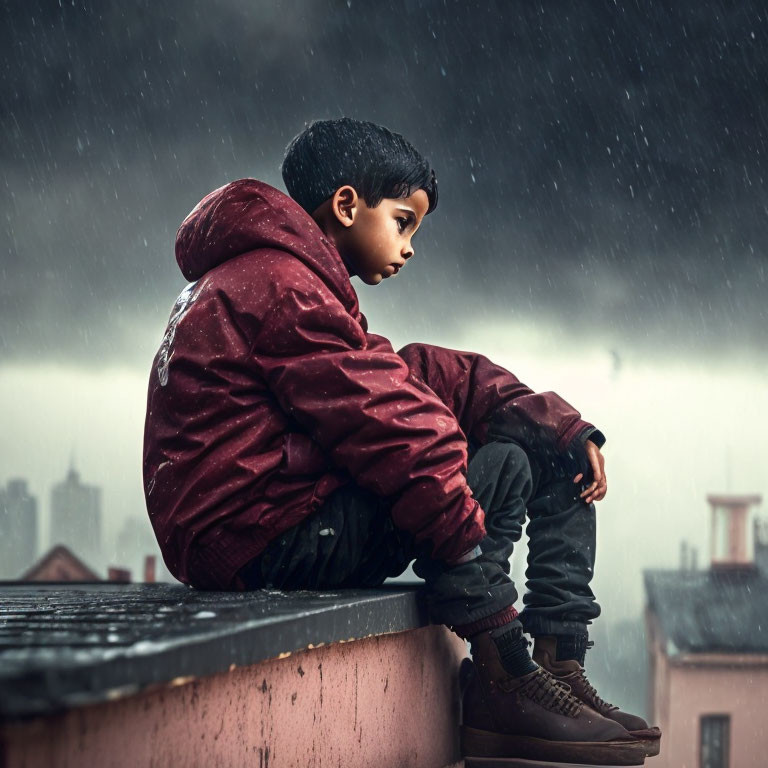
[143,178,604,590]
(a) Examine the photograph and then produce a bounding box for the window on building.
[700,714,730,768]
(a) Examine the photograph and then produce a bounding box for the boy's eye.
[396,217,409,233]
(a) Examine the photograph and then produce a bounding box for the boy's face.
[320,186,430,285]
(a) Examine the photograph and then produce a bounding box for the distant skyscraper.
[0,478,38,579]
[50,465,102,572]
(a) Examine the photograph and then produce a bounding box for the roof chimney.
[143,555,156,583]
[708,494,762,570]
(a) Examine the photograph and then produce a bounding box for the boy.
[143,117,660,764]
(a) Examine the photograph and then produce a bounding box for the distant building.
[20,544,99,582]
[19,545,158,584]
[645,494,767,768]
[50,465,102,570]
[0,479,38,579]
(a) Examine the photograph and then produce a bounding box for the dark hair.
[281,117,438,217]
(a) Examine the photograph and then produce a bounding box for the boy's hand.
[573,439,606,504]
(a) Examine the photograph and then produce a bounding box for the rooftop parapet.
[0,582,469,767]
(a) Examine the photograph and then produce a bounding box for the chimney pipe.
[708,494,762,569]
[144,555,156,583]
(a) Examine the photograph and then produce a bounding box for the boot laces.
[518,668,583,717]
[574,641,618,714]
[575,667,617,714]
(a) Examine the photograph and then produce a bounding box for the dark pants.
[238,439,601,636]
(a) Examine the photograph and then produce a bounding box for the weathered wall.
[2,625,467,768]
[649,654,768,768]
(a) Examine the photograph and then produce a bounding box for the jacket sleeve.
[396,342,606,455]
[238,262,486,562]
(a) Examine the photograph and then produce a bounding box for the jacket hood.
[175,178,357,308]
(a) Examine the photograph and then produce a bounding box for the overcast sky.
[1,1,766,611]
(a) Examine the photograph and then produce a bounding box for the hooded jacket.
[143,178,604,590]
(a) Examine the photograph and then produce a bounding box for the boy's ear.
[331,185,359,228]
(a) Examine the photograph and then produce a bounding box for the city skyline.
[0,460,168,582]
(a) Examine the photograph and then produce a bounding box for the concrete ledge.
[2,624,467,768]
[0,582,432,718]
[0,582,469,767]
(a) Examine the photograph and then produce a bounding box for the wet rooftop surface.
[644,567,768,655]
[0,582,428,719]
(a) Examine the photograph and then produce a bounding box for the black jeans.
[238,439,601,635]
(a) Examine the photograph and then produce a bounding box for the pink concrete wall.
[648,652,768,768]
[2,626,468,768]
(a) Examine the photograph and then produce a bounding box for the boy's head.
[281,117,438,285]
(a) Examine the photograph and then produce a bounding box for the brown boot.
[462,629,647,765]
[533,635,662,757]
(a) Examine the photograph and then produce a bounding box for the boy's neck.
[310,208,355,277]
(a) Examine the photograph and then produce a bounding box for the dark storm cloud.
[2,0,767,364]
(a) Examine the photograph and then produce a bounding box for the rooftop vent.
[707,494,762,570]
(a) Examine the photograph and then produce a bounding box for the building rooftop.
[0,582,429,719]
[644,567,768,655]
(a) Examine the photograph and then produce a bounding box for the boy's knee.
[396,342,441,384]
[397,341,435,358]
[475,440,533,486]
[397,342,427,374]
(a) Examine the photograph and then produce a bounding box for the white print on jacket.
[157,281,199,386]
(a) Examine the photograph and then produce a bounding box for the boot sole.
[461,725,647,766]
[629,728,661,757]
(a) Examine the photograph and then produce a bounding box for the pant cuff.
[518,611,591,637]
[423,580,519,627]
[450,605,519,639]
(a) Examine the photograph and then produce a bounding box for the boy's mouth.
[383,263,404,278]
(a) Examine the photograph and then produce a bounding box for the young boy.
[143,117,660,764]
